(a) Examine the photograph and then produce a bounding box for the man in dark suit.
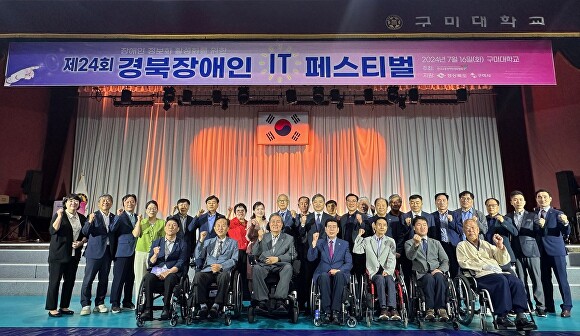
[80,194,116,316]
[188,195,225,246]
[455,190,487,236]
[430,193,462,278]
[141,219,189,320]
[506,190,545,317]
[109,193,139,313]
[401,194,435,283]
[307,218,352,323]
[275,194,298,233]
[386,194,405,258]
[535,189,572,317]
[405,216,450,322]
[484,198,518,272]
[193,217,239,319]
[251,213,296,312]
[297,193,333,313]
[369,197,397,240]
[339,193,370,277]
[167,198,194,277]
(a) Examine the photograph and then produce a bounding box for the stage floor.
[0,296,579,335]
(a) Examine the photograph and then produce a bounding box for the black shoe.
[111,306,121,314]
[546,307,556,314]
[496,316,516,329]
[209,305,219,319]
[48,311,62,318]
[198,306,209,319]
[58,309,74,315]
[561,309,571,318]
[141,309,153,321]
[332,310,342,324]
[515,317,537,330]
[160,309,171,320]
[322,312,332,324]
[275,300,287,313]
[536,307,547,317]
[255,300,268,313]
[122,302,136,310]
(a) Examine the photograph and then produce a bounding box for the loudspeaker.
[21,170,43,195]
[556,171,579,224]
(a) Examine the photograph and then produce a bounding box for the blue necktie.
[422,239,428,255]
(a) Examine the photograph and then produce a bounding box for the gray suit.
[251,232,296,301]
[455,207,488,235]
[405,237,449,310]
[353,234,397,308]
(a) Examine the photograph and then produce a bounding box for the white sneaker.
[80,306,91,316]
[93,304,109,313]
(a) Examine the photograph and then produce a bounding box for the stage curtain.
[72,93,504,216]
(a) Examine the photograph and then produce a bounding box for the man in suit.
[80,194,116,315]
[353,218,400,320]
[369,197,397,240]
[401,194,434,283]
[188,195,226,246]
[325,200,341,221]
[109,194,139,313]
[506,190,546,317]
[535,189,572,317]
[455,190,487,236]
[430,193,462,278]
[275,194,298,232]
[307,218,352,323]
[386,194,405,258]
[484,198,518,272]
[193,217,239,319]
[340,193,370,277]
[141,219,189,320]
[405,216,450,322]
[167,198,195,279]
[297,193,333,313]
[252,213,296,313]
[457,219,536,330]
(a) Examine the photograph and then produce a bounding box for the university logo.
[257,112,309,145]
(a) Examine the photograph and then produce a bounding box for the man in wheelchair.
[142,219,189,320]
[307,218,352,323]
[353,217,400,320]
[405,216,450,322]
[457,219,536,330]
[251,213,296,313]
[193,217,239,319]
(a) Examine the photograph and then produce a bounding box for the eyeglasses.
[460,197,473,201]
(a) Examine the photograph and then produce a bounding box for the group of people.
[45,188,572,330]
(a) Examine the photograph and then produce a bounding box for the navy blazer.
[430,210,463,246]
[187,212,225,240]
[307,238,352,282]
[82,211,116,259]
[368,214,398,240]
[338,211,370,247]
[148,236,189,276]
[386,211,405,254]
[454,207,488,235]
[48,212,87,263]
[506,210,541,258]
[536,208,570,257]
[485,215,518,262]
[300,212,334,248]
[401,211,435,240]
[109,211,137,258]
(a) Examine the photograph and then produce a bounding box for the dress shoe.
[379,308,389,320]
[59,309,74,315]
[209,304,219,319]
[160,309,171,320]
[390,309,401,321]
[425,309,435,321]
[48,311,62,318]
[495,316,516,328]
[535,307,547,317]
[94,304,109,313]
[111,306,121,314]
[322,312,332,324]
[198,305,209,319]
[515,317,537,330]
[274,300,286,313]
[438,308,449,322]
[561,310,571,318]
[80,306,91,316]
[255,300,268,313]
[141,309,153,321]
[122,302,136,310]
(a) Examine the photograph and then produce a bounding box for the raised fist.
[290,210,296,218]
[199,231,208,242]
[117,208,124,216]
[447,214,453,222]
[356,214,363,224]
[56,208,64,216]
[358,228,365,237]
[258,229,265,241]
[153,246,160,256]
[405,217,411,226]
[198,208,205,216]
[413,234,422,245]
[137,214,143,222]
[88,212,95,222]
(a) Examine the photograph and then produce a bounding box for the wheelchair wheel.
[232,272,243,318]
[397,273,409,329]
[170,316,178,327]
[347,316,357,328]
[313,316,322,327]
[136,318,144,328]
[248,306,256,323]
[179,276,190,323]
[291,306,299,323]
[135,279,147,327]
[454,275,475,326]
[225,312,232,326]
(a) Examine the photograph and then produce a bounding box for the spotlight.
[286,89,297,105]
[408,88,419,103]
[456,88,468,102]
[221,98,229,110]
[120,89,132,105]
[312,86,325,105]
[163,87,175,103]
[364,88,374,104]
[336,99,344,110]
[398,98,406,110]
[330,89,341,104]
[212,90,222,105]
[387,86,399,103]
[178,89,193,106]
[238,87,250,105]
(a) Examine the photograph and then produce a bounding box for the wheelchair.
[456,267,537,333]
[187,268,243,326]
[360,265,409,328]
[135,273,190,327]
[309,275,357,327]
[247,260,300,324]
[408,271,460,330]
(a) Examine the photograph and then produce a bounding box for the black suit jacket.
[48,212,87,263]
[167,213,194,256]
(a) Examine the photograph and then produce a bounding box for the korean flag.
[257,112,309,145]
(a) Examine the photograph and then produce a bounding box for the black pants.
[143,272,180,309]
[45,258,80,310]
[194,271,231,305]
[441,242,459,278]
[110,255,135,307]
